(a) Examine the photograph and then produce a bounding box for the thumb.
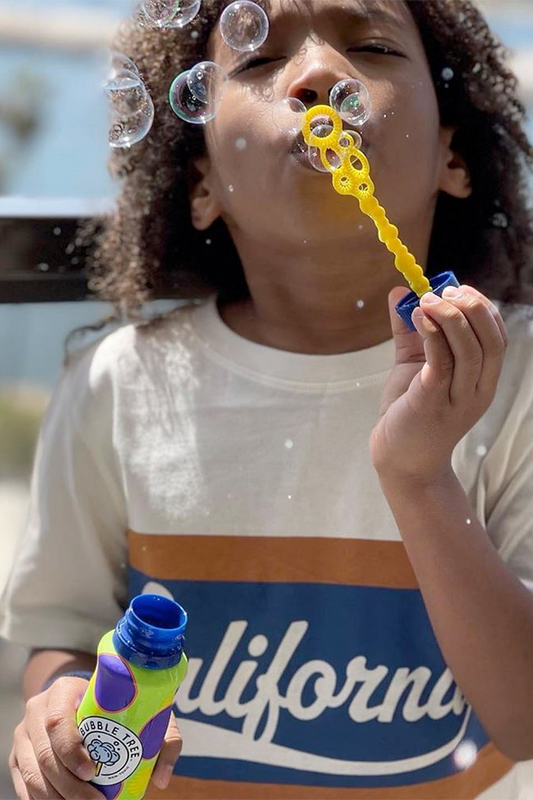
[387,285,426,363]
[151,714,182,790]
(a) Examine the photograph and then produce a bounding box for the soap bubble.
[163,0,201,28]
[491,211,508,228]
[105,74,154,147]
[108,51,140,83]
[220,1,269,52]
[170,68,224,124]
[308,123,343,172]
[186,61,228,104]
[339,129,362,150]
[441,67,454,81]
[329,79,372,127]
[142,0,179,25]
[139,0,201,28]
[272,97,306,143]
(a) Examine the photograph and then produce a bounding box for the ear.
[189,155,223,231]
[437,126,472,199]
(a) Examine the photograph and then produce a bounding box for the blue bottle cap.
[395,270,461,332]
[113,594,188,669]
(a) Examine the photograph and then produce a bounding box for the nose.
[287,47,352,108]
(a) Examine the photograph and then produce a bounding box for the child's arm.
[23,648,97,701]
[378,468,533,764]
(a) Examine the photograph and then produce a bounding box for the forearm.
[377,466,533,761]
[24,649,97,702]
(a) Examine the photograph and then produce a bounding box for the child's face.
[192,0,468,253]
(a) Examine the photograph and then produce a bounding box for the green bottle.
[76,594,188,800]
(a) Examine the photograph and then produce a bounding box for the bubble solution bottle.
[76,594,188,800]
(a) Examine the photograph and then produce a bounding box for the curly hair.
[74,0,533,341]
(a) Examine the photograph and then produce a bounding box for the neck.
[218,233,423,354]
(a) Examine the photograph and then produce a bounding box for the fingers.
[415,285,506,404]
[11,724,63,800]
[150,714,182,791]
[44,678,97,783]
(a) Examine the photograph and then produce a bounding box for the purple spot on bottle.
[95,655,136,712]
[92,781,122,799]
[139,706,172,760]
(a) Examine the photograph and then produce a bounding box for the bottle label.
[78,716,143,785]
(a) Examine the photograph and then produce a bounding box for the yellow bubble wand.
[301,104,460,328]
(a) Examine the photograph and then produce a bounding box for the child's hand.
[9,676,101,800]
[369,283,508,484]
[146,713,182,792]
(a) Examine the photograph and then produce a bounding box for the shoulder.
[496,300,533,399]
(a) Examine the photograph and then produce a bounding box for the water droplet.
[357,299,364,308]
[53,227,61,235]
[235,137,247,150]
[441,67,454,81]
[285,439,294,449]
[476,444,487,456]
[220,1,269,52]
[329,78,372,127]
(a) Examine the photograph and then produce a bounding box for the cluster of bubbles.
[104,51,155,148]
[169,0,268,124]
[272,78,371,173]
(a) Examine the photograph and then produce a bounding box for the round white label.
[78,716,143,786]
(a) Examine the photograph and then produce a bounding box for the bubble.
[466,518,471,525]
[307,121,344,172]
[105,75,154,147]
[356,299,364,308]
[142,0,179,26]
[235,137,247,149]
[285,439,294,449]
[53,227,61,235]
[339,129,362,149]
[441,67,454,81]
[206,238,212,244]
[37,262,49,272]
[491,211,508,228]
[288,494,292,500]
[476,444,488,456]
[169,68,224,124]
[220,1,269,52]
[329,79,372,127]
[228,184,235,192]
[164,0,201,28]
[186,61,228,104]
[272,97,306,143]
[453,740,478,770]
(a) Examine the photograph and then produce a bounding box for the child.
[2,0,533,797]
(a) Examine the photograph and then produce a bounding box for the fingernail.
[421,292,440,305]
[442,286,462,299]
[155,764,174,789]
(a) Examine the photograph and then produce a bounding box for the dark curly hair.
[74,0,533,343]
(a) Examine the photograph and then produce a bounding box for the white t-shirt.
[2,295,533,799]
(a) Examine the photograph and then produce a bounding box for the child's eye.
[350,44,404,57]
[236,56,284,74]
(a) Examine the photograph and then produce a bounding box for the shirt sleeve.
[0,337,128,653]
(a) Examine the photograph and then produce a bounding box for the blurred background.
[0,0,532,797]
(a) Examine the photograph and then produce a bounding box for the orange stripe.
[145,743,513,799]
[128,531,418,589]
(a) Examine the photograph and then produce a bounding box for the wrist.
[376,463,456,495]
